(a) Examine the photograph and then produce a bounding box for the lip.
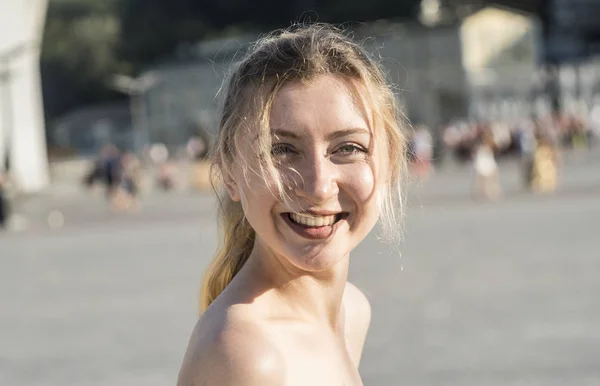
[280,212,349,240]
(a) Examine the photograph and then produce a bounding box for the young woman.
[178,24,408,386]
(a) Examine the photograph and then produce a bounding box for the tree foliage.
[41,0,125,122]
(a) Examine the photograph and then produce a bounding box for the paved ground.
[1,152,599,385]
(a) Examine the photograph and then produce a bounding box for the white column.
[0,0,49,192]
[0,74,6,172]
[10,47,49,192]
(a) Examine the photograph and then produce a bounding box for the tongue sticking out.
[284,213,337,240]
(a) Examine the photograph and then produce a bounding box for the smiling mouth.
[286,212,349,228]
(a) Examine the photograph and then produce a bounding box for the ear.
[223,172,241,202]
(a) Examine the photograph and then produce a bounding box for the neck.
[239,242,349,329]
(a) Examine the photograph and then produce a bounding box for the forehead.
[269,75,372,136]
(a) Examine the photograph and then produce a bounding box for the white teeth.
[289,213,336,227]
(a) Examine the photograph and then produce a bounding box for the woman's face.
[227,75,387,273]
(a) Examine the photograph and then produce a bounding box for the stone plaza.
[1,153,599,385]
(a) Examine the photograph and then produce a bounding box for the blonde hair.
[200,23,408,311]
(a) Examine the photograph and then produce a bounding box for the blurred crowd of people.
[442,113,595,163]
[84,144,143,211]
[407,111,598,200]
[82,135,210,212]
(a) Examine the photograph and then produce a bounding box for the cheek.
[238,187,272,238]
[342,163,377,203]
[234,161,280,200]
[238,175,280,223]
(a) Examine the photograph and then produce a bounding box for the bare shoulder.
[177,307,285,386]
[343,282,372,330]
[342,282,372,366]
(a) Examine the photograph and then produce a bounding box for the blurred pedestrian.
[0,171,9,229]
[472,135,501,200]
[529,134,559,193]
[518,121,537,189]
[156,159,176,191]
[100,144,123,200]
[83,158,104,190]
[411,125,434,179]
[83,145,112,191]
[113,152,142,211]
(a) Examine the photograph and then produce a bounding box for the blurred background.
[1,0,599,385]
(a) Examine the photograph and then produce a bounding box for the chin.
[285,243,350,273]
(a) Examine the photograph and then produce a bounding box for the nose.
[293,152,339,204]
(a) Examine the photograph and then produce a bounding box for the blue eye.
[271,143,296,156]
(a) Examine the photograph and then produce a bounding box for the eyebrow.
[270,127,371,140]
[326,128,371,141]
[271,128,301,139]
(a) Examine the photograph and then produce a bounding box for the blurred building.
[462,5,600,122]
[137,23,469,147]
[141,35,258,147]
[49,103,132,158]
[0,0,49,193]
[116,5,600,150]
[461,7,541,121]
[357,22,469,131]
